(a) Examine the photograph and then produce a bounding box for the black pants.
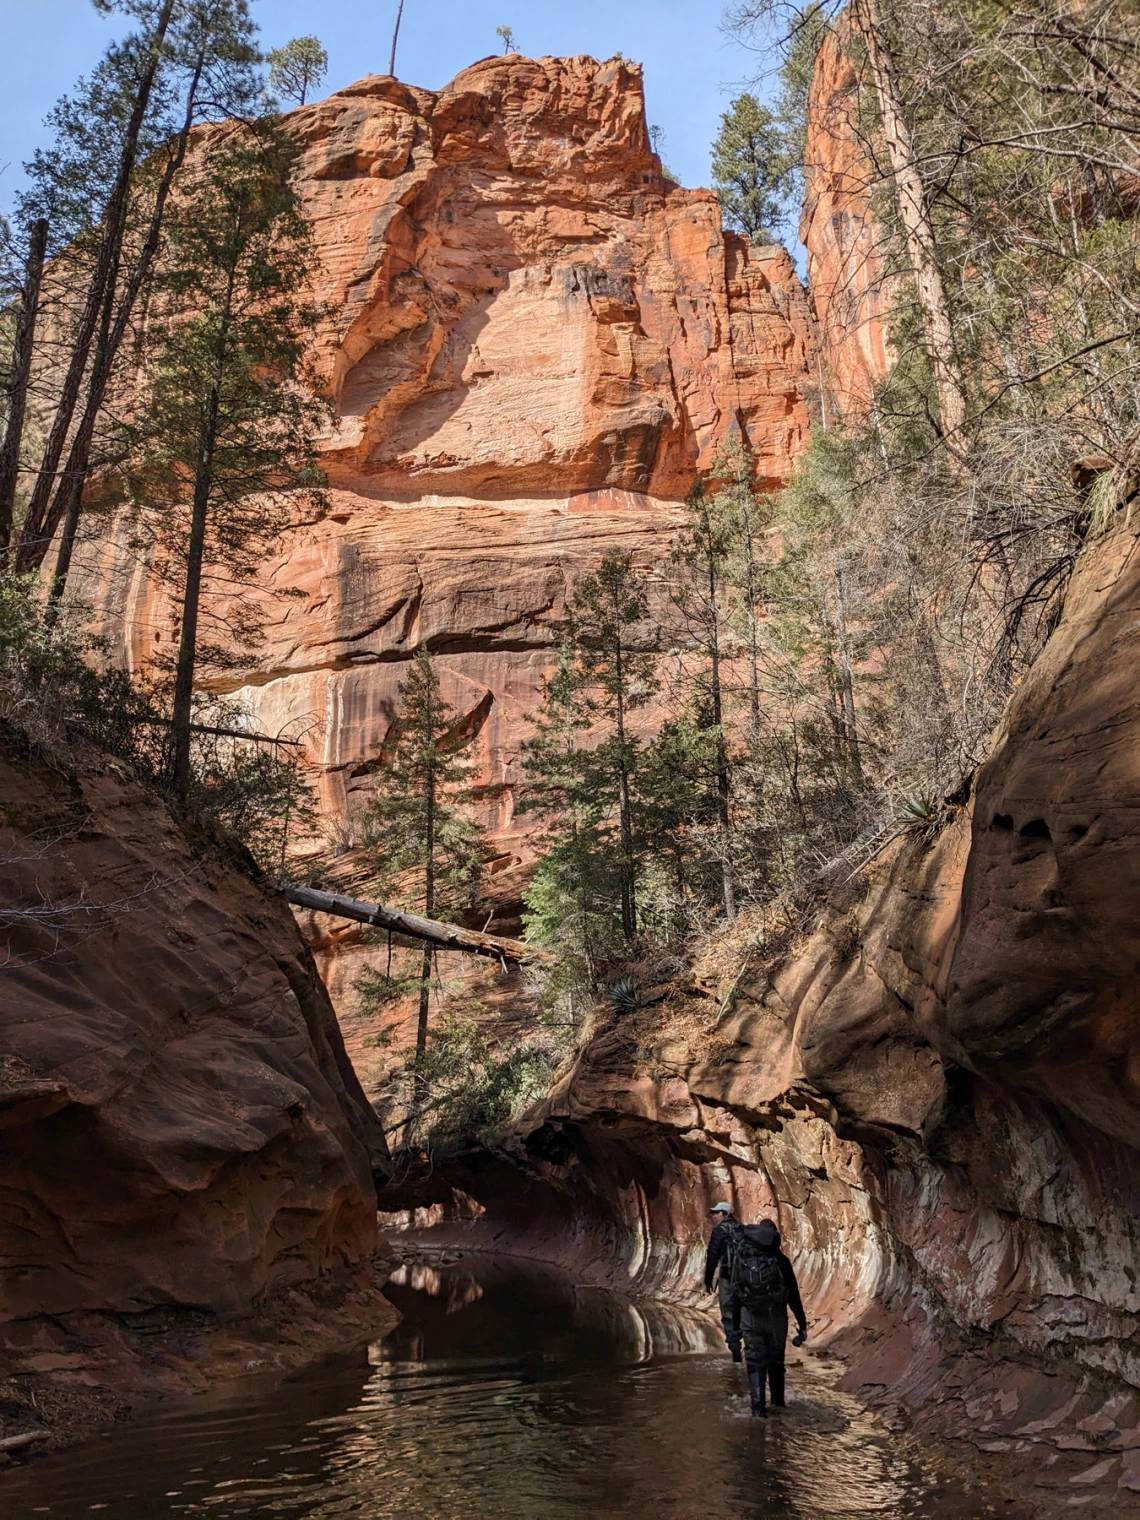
[717,1275,742,1351]
[741,1300,788,1397]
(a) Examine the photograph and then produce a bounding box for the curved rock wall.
[0,724,385,1321]
[383,516,1140,1501]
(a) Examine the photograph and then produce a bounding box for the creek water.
[0,1251,1008,1520]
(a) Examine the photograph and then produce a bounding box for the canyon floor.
[0,1244,1082,1520]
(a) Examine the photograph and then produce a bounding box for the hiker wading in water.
[704,1201,743,1361]
[729,1217,808,1418]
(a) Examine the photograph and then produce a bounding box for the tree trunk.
[388,0,406,76]
[706,537,736,921]
[44,56,206,605]
[416,765,436,1070]
[281,884,543,963]
[831,565,864,787]
[740,508,763,753]
[612,626,637,941]
[15,0,177,574]
[852,0,967,441]
[0,219,48,555]
[169,388,219,798]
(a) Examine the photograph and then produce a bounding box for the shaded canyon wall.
[0,724,387,1325]
[384,510,1140,1499]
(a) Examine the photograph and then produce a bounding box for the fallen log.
[0,1430,49,1452]
[279,883,548,965]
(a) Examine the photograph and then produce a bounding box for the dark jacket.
[706,1221,807,1332]
[704,1219,738,1290]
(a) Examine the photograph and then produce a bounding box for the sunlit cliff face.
[69,52,813,899]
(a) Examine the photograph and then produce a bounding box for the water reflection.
[0,1251,1005,1520]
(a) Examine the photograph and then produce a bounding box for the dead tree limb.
[280,883,548,965]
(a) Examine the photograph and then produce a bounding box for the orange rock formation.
[798,24,892,417]
[75,54,813,875]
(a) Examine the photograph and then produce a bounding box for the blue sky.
[0,0,773,218]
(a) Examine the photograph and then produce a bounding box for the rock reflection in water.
[0,1253,1010,1520]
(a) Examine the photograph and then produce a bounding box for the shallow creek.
[0,1252,1018,1519]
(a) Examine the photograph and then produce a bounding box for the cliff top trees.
[266,36,328,106]
[710,94,795,242]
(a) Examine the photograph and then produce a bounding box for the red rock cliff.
[799,23,892,417]
[74,54,813,876]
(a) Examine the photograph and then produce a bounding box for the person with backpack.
[730,1217,808,1418]
[703,1201,744,1361]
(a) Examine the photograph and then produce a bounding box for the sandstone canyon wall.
[799,23,892,417]
[73,54,813,884]
[362,41,1140,1506]
[384,506,1140,1502]
[0,722,386,1324]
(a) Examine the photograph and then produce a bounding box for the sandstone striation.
[0,722,387,1327]
[799,23,892,417]
[71,53,813,884]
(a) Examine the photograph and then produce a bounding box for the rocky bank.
[0,723,398,1444]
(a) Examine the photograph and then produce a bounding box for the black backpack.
[728,1225,789,1309]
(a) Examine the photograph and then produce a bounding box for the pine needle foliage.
[357,648,486,1063]
[711,94,795,241]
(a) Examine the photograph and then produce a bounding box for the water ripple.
[0,1254,997,1520]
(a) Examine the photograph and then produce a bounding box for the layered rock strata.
[73,53,813,871]
[799,22,892,416]
[0,722,387,1326]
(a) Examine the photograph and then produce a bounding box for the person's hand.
[792,1328,807,1346]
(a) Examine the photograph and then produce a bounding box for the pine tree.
[523,551,658,947]
[710,94,793,242]
[635,714,723,932]
[670,483,739,919]
[266,36,328,106]
[10,0,262,581]
[130,123,327,799]
[360,649,485,1068]
[569,551,659,941]
[522,648,622,999]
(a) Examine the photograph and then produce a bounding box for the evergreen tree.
[635,713,724,932]
[710,94,793,242]
[670,483,739,919]
[708,440,769,752]
[522,552,659,951]
[359,649,485,1067]
[568,551,659,940]
[266,36,328,105]
[10,0,262,581]
[130,123,327,798]
[523,648,623,1001]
